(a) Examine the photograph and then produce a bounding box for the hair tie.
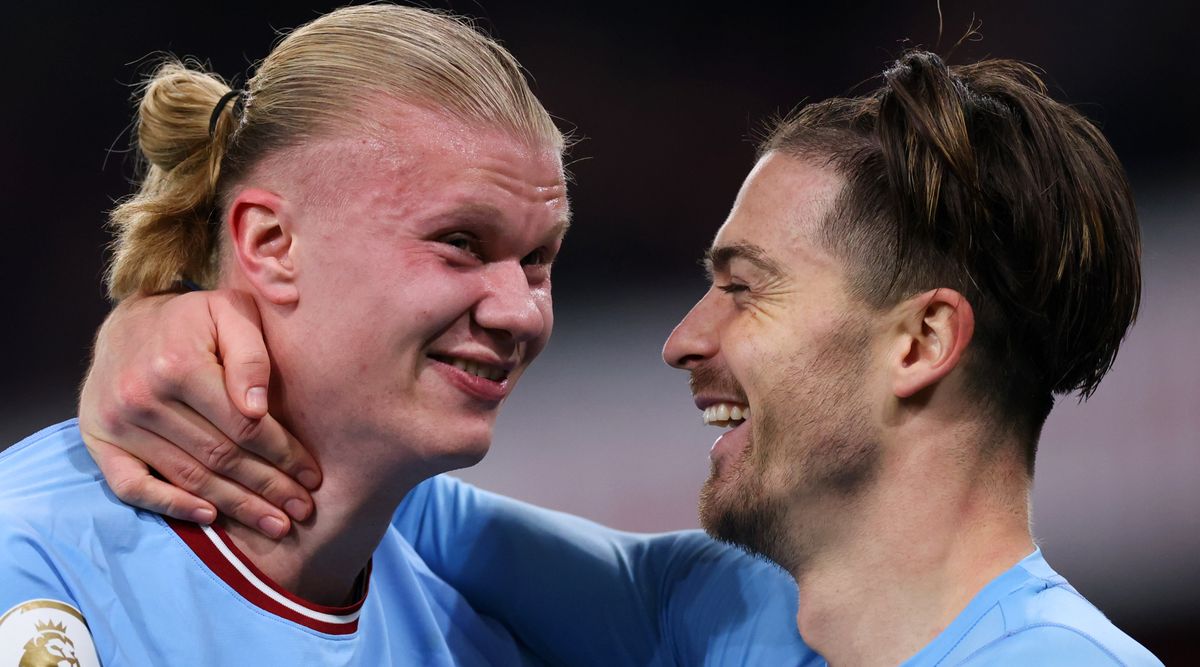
[208,90,243,137]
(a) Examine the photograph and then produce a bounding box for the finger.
[239,413,322,492]
[132,321,322,494]
[167,356,322,492]
[103,373,315,522]
[84,435,217,525]
[208,290,272,419]
[110,426,295,539]
[156,399,315,522]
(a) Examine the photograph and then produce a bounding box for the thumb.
[209,289,272,419]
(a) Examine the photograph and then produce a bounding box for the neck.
[790,433,1034,666]
[221,442,427,606]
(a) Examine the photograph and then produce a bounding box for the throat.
[217,470,410,606]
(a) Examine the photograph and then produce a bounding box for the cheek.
[722,319,777,389]
[534,286,554,339]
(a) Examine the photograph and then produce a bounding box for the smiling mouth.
[428,355,510,382]
[702,402,750,427]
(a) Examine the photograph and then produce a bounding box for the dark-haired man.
[75,52,1160,664]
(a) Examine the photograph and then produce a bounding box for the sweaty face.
[266,104,568,481]
[662,153,880,570]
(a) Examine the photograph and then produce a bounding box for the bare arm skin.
[78,290,320,538]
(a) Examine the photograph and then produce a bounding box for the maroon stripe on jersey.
[165,517,369,635]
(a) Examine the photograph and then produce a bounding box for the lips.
[693,395,752,464]
[429,354,510,381]
[710,414,752,468]
[428,354,513,403]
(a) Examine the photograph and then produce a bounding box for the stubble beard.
[698,317,879,574]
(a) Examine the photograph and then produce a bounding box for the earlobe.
[228,188,300,305]
[892,289,975,398]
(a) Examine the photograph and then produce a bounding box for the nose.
[663,291,720,369]
[475,259,546,343]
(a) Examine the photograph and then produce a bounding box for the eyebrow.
[438,203,572,239]
[703,242,787,280]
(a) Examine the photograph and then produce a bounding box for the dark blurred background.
[3,1,1197,661]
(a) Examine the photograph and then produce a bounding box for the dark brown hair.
[762,51,1141,466]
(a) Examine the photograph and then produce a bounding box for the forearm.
[394,475,820,666]
[395,475,669,665]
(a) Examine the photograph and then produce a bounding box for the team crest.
[0,600,100,667]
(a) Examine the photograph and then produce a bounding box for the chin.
[698,461,792,568]
[420,424,493,474]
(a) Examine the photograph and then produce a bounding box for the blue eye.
[441,232,481,258]
[521,248,549,266]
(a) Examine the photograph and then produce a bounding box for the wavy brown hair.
[762,51,1141,468]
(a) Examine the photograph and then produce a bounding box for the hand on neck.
[221,452,428,606]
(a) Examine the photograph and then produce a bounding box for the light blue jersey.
[394,475,1161,666]
[0,421,540,666]
[394,474,823,666]
[902,550,1162,667]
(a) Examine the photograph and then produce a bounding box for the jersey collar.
[166,517,369,635]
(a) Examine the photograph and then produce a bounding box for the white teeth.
[447,358,505,381]
[702,402,750,427]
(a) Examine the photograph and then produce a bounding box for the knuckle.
[235,347,271,368]
[112,373,158,424]
[93,400,129,437]
[109,475,147,505]
[172,460,211,491]
[200,436,241,474]
[148,349,195,394]
[224,495,256,520]
[255,476,284,501]
[157,497,186,520]
[231,416,264,445]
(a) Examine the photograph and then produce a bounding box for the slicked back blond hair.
[107,4,563,300]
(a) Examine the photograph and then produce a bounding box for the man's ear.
[226,188,299,305]
[889,288,975,399]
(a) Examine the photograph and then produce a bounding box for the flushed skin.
[2,4,607,665]
[213,102,568,604]
[78,51,1159,666]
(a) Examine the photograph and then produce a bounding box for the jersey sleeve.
[0,517,103,667]
[393,475,820,666]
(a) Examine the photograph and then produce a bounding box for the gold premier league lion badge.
[0,600,100,667]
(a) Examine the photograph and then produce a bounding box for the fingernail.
[258,515,287,538]
[193,508,216,524]
[297,469,320,490]
[246,386,268,413]
[284,498,309,521]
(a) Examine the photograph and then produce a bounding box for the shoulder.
[957,559,1162,667]
[0,420,151,611]
[0,419,101,505]
[0,420,133,538]
[0,422,110,666]
[959,624,1161,667]
[0,598,103,667]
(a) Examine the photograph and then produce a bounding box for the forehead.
[711,152,843,269]
[272,102,569,225]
